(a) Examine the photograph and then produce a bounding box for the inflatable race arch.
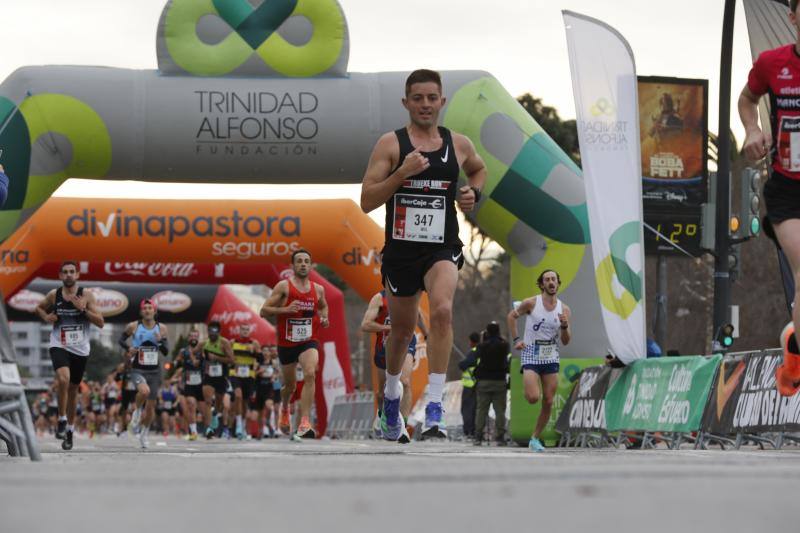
[0,0,619,356]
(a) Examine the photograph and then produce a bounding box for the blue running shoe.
[528,437,545,452]
[222,427,231,440]
[422,402,447,439]
[381,397,402,441]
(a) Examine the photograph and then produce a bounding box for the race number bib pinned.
[287,318,312,343]
[187,371,202,386]
[138,347,159,366]
[393,194,446,243]
[778,116,800,171]
[60,325,85,347]
[207,363,223,377]
[534,340,557,360]
[236,365,251,378]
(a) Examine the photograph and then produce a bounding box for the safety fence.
[326,392,376,440]
[554,351,800,450]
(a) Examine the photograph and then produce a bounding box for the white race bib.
[778,116,800,171]
[60,325,85,347]
[163,401,173,410]
[207,363,223,377]
[125,380,136,391]
[187,371,202,386]
[287,318,312,342]
[392,194,446,243]
[262,365,274,378]
[138,347,159,366]
[534,341,557,360]
[236,365,251,378]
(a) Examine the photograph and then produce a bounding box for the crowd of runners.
[31,337,289,443]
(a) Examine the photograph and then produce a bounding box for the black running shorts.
[183,384,204,402]
[49,347,88,385]
[764,171,800,225]
[278,341,319,366]
[381,245,464,297]
[230,376,256,399]
[203,375,229,395]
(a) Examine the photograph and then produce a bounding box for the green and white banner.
[605,355,721,432]
[563,11,646,364]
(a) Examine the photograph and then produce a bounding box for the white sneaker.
[138,429,149,449]
[129,408,142,435]
[372,410,382,439]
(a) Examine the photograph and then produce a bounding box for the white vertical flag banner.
[563,11,646,364]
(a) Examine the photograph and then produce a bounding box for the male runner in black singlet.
[360,69,487,441]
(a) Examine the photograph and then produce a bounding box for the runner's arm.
[35,290,57,323]
[118,322,136,350]
[221,338,236,365]
[360,133,428,213]
[260,280,291,317]
[507,298,534,348]
[157,324,169,355]
[559,304,572,346]
[361,293,389,333]
[456,135,487,213]
[738,84,770,162]
[81,291,105,329]
[316,283,329,327]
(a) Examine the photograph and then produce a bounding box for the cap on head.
[486,321,500,337]
[140,298,156,312]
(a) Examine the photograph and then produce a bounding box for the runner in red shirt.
[739,0,800,396]
[260,249,329,439]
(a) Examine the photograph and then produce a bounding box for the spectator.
[458,331,481,440]
[473,322,510,446]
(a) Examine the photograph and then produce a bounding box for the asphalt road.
[2,434,798,533]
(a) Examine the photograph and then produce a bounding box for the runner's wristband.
[513,336,520,343]
[470,186,482,203]
[560,325,568,330]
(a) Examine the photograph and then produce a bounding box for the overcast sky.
[0,0,761,213]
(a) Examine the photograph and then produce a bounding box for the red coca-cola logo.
[152,290,192,313]
[279,268,293,280]
[8,290,46,313]
[84,288,129,317]
[103,262,197,278]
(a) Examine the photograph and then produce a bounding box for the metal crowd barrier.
[326,392,376,440]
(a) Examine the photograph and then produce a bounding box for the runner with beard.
[36,260,105,450]
[360,69,486,441]
[201,322,235,439]
[229,323,261,440]
[174,329,204,440]
[120,299,169,449]
[260,249,329,439]
[507,270,572,452]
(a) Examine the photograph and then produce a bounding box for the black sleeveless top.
[383,127,462,254]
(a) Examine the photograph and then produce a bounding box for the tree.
[517,93,581,165]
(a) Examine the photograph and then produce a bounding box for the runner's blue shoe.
[422,402,447,439]
[528,437,545,452]
[381,397,402,441]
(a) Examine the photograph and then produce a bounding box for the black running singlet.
[384,127,462,252]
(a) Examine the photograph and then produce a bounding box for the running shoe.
[421,402,447,439]
[222,427,231,440]
[777,322,800,397]
[139,430,149,449]
[188,433,198,441]
[295,417,315,439]
[55,419,67,440]
[61,430,73,451]
[129,408,142,435]
[279,407,291,434]
[528,437,545,452]
[380,398,402,441]
[235,426,244,441]
[372,409,383,439]
[397,421,411,444]
[205,427,215,440]
[210,414,220,431]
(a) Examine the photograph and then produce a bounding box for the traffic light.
[728,244,740,282]
[739,168,762,238]
[714,323,735,351]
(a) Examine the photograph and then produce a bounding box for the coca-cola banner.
[8,279,218,323]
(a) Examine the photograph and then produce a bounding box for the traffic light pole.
[712,0,736,348]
